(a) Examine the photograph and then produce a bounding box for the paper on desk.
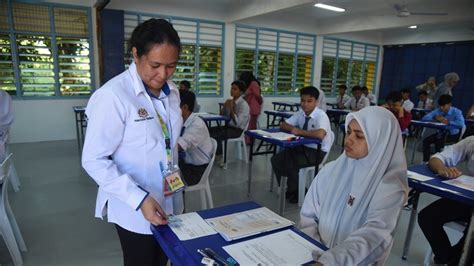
[223,229,322,265]
[407,171,433,182]
[168,212,217,241]
[249,130,296,141]
[196,112,221,118]
[443,175,474,192]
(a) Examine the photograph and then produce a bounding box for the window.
[235,26,315,96]
[0,2,94,97]
[124,13,224,96]
[321,38,379,96]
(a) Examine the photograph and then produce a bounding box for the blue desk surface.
[326,108,351,115]
[245,128,322,148]
[271,101,299,107]
[263,110,295,118]
[410,120,460,131]
[408,164,474,206]
[73,106,86,113]
[151,201,327,266]
[197,113,230,122]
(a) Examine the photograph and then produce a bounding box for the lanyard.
[155,110,173,169]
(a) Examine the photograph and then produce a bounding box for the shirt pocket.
[122,114,150,147]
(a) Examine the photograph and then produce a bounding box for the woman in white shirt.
[300,106,408,265]
[82,19,183,266]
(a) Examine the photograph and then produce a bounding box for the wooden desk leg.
[402,190,420,260]
[279,176,287,215]
[459,208,474,265]
[247,139,254,197]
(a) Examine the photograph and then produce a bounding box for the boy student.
[177,90,213,186]
[362,86,376,105]
[271,86,333,204]
[400,88,414,112]
[336,84,351,109]
[422,94,465,162]
[209,80,250,157]
[179,80,200,112]
[383,91,412,131]
[417,90,433,110]
[345,85,370,111]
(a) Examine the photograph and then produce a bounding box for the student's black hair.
[385,91,402,103]
[180,80,191,89]
[351,85,362,92]
[300,86,320,99]
[129,18,181,57]
[417,90,428,96]
[338,84,347,90]
[438,94,452,106]
[179,89,196,112]
[362,86,369,92]
[400,88,411,94]
[232,80,246,93]
[239,71,258,88]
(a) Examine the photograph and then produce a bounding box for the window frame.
[234,25,316,97]
[0,1,95,99]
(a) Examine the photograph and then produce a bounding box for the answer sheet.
[223,230,322,265]
[168,212,217,241]
[443,175,474,192]
[407,170,433,182]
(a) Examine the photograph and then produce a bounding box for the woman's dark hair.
[300,86,320,100]
[232,80,246,93]
[129,18,181,57]
[239,71,258,88]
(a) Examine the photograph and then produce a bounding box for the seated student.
[362,86,376,105]
[0,90,14,162]
[466,104,474,119]
[300,106,408,265]
[422,94,465,162]
[416,90,433,110]
[418,136,474,265]
[209,80,249,156]
[271,86,333,204]
[177,90,213,186]
[336,84,350,109]
[383,91,412,131]
[400,88,414,112]
[344,85,370,111]
[179,80,200,112]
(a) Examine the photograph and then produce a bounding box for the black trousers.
[422,133,459,162]
[178,159,208,186]
[271,146,325,193]
[418,198,471,264]
[115,224,168,266]
[209,126,243,155]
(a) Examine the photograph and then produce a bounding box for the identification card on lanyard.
[155,109,185,197]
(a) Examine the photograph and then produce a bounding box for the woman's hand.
[140,196,168,225]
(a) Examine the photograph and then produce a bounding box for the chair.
[423,221,466,266]
[0,153,27,266]
[184,138,217,210]
[221,120,250,169]
[3,132,20,192]
[297,131,335,206]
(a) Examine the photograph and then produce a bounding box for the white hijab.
[300,106,408,264]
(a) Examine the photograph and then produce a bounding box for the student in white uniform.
[401,88,414,112]
[82,19,183,266]
[271,86,333,204]
[418,136,474,265]
[336,84,350,109]
[344,85,370,111]
[416,90,433,110]
[179,80,200,112]
[177,90,212,186]
[362,86,376,105]
[300,106,408,265]
[0,90,13,162]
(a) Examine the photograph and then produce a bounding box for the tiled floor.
[0,136,462,265]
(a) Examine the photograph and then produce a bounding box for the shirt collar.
[143,81,170,100]
[235,96,244,104]
[302,106,319,118]
[183,112,197,127]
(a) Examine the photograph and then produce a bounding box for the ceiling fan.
[394,4,448,17]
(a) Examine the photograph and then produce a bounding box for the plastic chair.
[222,120,249,168]
[423,221,466,266]
[0,153,27,266]
[184,138,217,210]
[3,132,20,192]
[297,131,335,206]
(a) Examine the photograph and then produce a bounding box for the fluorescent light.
[409,25,417,29]
[314,3,346,12]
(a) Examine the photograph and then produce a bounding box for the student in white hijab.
[300,106,408,265]
[0,90,14,162]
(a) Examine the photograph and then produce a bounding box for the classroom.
[1,0,473,265]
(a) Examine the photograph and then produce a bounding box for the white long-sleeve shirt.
[82,63,183,234]
[432,136,474,176]
[178,113,213,166]
[344,96,370,111]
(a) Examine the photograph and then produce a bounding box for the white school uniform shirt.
[336,94,350,106]
[344,95,370,111]
[417,98,433,110]
[366,93,377,105]
[432,136,474,176]
[317,88,327,111]
[229,96,250,130]
[178,113,213,166]
[82,62,183,235]
[402,99,414,112]
[285,107,333,152]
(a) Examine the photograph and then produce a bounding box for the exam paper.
[223,230,322,265]
[407,170,433,182]
[443,175,474,192]
[168,212,217,241]
[249,130,296,141]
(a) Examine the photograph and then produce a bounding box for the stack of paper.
[443,175,474,192]
[249,130,296,141]
[205,207,294,241]
[407,170,433,182]
[168,212,217,241]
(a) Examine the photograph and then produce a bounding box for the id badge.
[163,166,186,197]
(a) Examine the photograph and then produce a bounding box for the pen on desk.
[204,248,233,266]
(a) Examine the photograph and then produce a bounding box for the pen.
[204,248,232,266]
[197,249,210,258]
